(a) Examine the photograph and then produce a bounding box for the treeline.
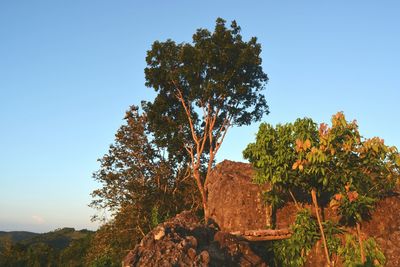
[0,228,93,266]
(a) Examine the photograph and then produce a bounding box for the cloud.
[31,215,45,224]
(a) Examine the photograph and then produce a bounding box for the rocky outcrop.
[206,160,271,232]
[123,211,269,267]
[362,193,400,267]
[123,161,400,266]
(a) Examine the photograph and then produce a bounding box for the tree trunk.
[311,188,331,266]
[193,168,209,222]
[356,222,365,264]
[265,205,273,228]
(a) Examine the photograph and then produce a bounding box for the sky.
[0,1,399,232]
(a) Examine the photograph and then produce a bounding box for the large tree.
[143,18,269,219]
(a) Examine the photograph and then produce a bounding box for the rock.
[188,248,197,259]
[199,251,210,264]
[185,235,198,248]
[206,160,271,232]
[153,227,165,240]
[362,193,400,267]
[123,210,270,266]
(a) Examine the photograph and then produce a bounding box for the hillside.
[0,231,39,243]
[0,228,94,266]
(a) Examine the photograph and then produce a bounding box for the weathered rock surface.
[362,193,400,267]
[206,160,271,232]
[123,211,269,267]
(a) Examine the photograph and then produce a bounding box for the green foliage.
[144,18,269,157]
[91,106,197,217]
[338,234,385,267]
[322,220,344,257]
[91,106,199,219]
[272,209,320,267]
[151,206,160,228]
[0,229,93,267]
[0,231,39,243]
[88,105,200,265]
[88,255,120,267]
[271,209,384,267]
[331,189,376,226]
[243,118,317,190]
[245,112,400,266]
[244,112,400,202]
[263,186,285,211]
[142,18,270,218]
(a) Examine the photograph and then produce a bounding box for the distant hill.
[19,227,93,250]
[0,231,39,243]
[0,228,94,266]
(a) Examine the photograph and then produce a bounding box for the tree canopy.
[244,112,399,201]
[244,112,400,265]
[143,18,269,218]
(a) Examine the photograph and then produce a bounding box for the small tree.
[91,106,198,219]
[89,106,199,264]
[244,112,400,266]
[143,18,269,219]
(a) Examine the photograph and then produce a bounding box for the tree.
[91,105,199,218]
[244,112,400,266]
[89,105,199,265]
[143,18,269,219]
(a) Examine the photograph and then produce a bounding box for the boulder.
[123,210,269,267]
[206,160,271,232]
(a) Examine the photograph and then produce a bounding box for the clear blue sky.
[0,1,399,232]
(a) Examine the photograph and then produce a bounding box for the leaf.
[296,139,303,152]
[292,161,299,170]
[304,139,311,150]
[395,156,400,167]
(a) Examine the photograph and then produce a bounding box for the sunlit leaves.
[245,112,400,201]
[245,111,399,266]
[144,17,269,160]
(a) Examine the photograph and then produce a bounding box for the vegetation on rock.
[244,112,400,266]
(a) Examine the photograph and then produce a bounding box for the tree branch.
[172,81,199,148]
